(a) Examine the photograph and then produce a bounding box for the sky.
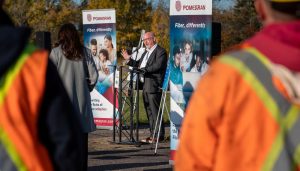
[75,0,235,10]
[213,0,235,10]
[148,0,235,10]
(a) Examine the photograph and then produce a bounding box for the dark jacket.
[0,9,82,171]
[127,45,168,93]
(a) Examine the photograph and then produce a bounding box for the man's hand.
[121,49,131,60]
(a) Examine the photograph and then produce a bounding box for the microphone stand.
[132,29,145,67]
[113,29,144,144]
[128,30,145,143]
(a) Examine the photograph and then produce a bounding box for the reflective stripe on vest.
[0,134,18,171]
[219,47,300,171]
[0,44,52,171]
[0,44,34,171]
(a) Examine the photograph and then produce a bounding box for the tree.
[151,0,169,53]
[3,0,32,26]
[221,0,261,50]
[27,0,78,44]
[5,0,259,55]
[4,0,80,45]
[213,8,234,51]
[85,0,152,53]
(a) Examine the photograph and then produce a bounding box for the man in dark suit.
[121,32,168,143]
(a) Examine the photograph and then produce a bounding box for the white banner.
[82,9,116,24]
[170,0,212,16]
[82,9,118,129]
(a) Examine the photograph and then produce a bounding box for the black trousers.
[81,133,88,171]
[142,91,165,139]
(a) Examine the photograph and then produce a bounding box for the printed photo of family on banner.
[82,9,118,129]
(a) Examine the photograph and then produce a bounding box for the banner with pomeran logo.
[169,0,212,164]
[82,9,118,129]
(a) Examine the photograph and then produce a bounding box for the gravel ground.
[88,126,173,171]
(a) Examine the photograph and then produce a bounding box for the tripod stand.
[151,60,171,154]
[113,66,142,144]
[151,89,170,154]
[113,29,145,144]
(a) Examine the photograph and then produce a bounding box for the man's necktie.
[140,52,149,82]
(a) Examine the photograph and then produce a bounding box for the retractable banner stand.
[169,0,212,163]
[82,9,118,129]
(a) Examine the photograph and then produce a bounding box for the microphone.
[138,29,145,47]
[132,29,145,53]
[132,47,139,53]
[132,29,146,64]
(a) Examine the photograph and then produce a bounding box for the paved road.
[88,127,173,171]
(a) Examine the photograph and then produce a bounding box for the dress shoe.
[140,137,164,144]
[140,137,153,143]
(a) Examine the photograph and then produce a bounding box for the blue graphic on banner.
[169,13,212,163]
[162,58,170,91]
[170,15,211,110]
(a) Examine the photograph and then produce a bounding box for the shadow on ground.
[88,127,172,170]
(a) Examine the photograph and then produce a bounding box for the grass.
[116,66,170,126]
[119,91,170,125]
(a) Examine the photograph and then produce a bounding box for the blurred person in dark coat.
[0,1,83,170]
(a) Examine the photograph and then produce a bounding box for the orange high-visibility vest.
[175,47,300,171]
[0,44,53,171]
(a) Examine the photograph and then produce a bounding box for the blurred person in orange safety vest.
[175,0,300,170]
[0,0,83,170]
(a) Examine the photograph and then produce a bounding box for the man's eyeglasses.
[143,37,153,42]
